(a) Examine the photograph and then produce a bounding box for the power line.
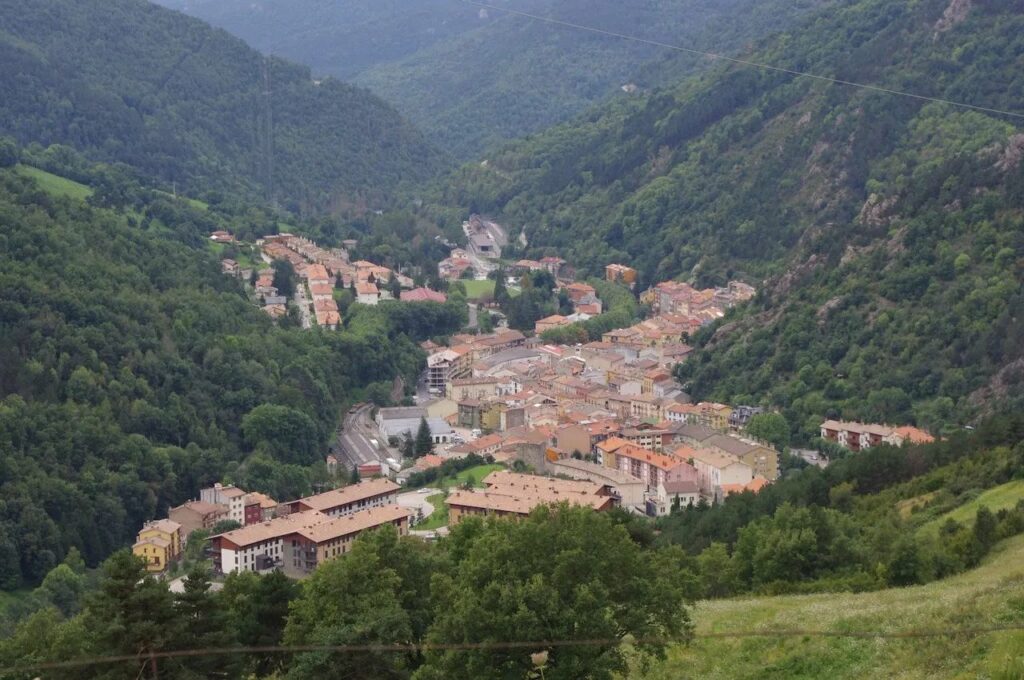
[4,623,1024,674]
[460,0,1024,121]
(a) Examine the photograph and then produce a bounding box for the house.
[283,478,401,517]
[210,230,234,243]
[427,349,461,392]
[668,422,720,448]
[547,458,646,508]
[446,471,616,525]
[355,282,380,305]
[201,483,249,524]
[721,477,770,497]
[309,283,335,302]
[169,501,228,540]
[401,287,447,303]
[620,424,673,453]
[600,439,692,492]
[555,420,622,458]
[133,519,183,573]
[886,425,935,446]
[705,434,779,481]
[564,282,596,304]
[304,264,330,287]
[821,420,936,450]
[538,256,565,274]
[212,505,412,576]
[729,405,765,430]
[605,264,637,287]
[447,376,502,402]
[221,259,238,275]
[690,449,753,499]
[653,479,701,516]
[448,432,504,458]
[243,492,278,525]
[534,315,570,335]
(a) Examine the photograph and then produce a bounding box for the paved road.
[294,282,312,329]
[467,302,478,329]
[397,487,439,525]
[335,403,382,469]
[415,370,433,404]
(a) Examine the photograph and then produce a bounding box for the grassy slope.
[917,480,1024,537]
[447,464,504,488]
[414,464,505,530]
[417,493,449,531]
[15,165,91,200]
[643,534,1024,679]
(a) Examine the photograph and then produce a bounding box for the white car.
[417,488,430,494]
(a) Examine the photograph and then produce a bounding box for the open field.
[641,533,1024,679]
[441,463,504,489]
[917,480,1024,536]
[16,165,92,200]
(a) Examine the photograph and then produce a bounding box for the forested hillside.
[0,152,450,588]
[157,0,829,157]
[0,0,444,214]
[152,0,484,80]
[436,0,1024,435]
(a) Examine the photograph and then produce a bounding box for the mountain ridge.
[0,0,446,214]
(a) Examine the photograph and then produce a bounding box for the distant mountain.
[434,0,1024,435]
[153,0,830,157]
[0,0,446,213]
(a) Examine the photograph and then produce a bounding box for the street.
[397,486,439,524]
[294,281,312,329]
[334,403,382,469]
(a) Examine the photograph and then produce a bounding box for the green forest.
[0,507,692,680]
[428,0,1024,436]
[2,417,1023,679]
[0,151,465,589]
[0,0,445,214]
[159,0,830,158]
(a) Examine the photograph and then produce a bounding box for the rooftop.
[291,478,400,512]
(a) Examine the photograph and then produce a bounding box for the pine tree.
[415,417,434,457]
[493,266,508,304]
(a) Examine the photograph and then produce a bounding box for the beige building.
[690,449,753,499]
[169,501,228,540]
[446,471,616,525]
[548,458,646,508]
[212,505,411,576]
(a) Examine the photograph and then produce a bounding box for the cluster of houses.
[412,322,780,514]
[133,479,413,577]
[533,281,605,334]
[820,420,935,451]
[133,482,280,573]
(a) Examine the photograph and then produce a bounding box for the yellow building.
[133,519,182,573]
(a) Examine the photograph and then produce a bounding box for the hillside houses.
[820,420,935,451]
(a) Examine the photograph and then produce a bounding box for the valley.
[0,0,1022,677]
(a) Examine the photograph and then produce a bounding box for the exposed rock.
[995,133,1024,173]
[934,0,971,35]
[816,296,843,324]
[968,358,1024,416]
[773,254,824,299]
[858,193,899,226]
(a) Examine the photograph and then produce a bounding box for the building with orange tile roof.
[446,471,616,525]
[212,504,411,576]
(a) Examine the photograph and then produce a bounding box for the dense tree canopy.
[0,164,425,587]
